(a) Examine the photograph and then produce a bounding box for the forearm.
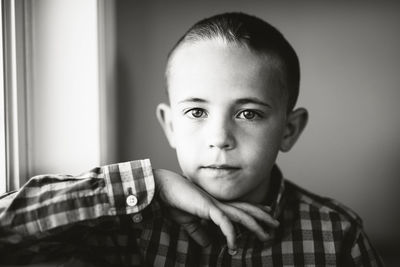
[0,159,155,244]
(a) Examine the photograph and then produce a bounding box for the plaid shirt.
[0,159,383,266]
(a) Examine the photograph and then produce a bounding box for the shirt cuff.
[103,159,155,216]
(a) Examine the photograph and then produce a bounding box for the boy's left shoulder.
[283,179,364,227]
[281,179,384,266]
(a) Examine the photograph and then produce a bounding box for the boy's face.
[159,40,291,203]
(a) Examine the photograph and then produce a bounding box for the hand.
[153,169,279,251]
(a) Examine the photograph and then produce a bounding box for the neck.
[240,170,273,205]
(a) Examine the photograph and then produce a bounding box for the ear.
[280,108,308,152]
[156,103,176,148]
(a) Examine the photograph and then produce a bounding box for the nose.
[207,118,236,150]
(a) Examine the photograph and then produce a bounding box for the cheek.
[173,122,201,175]
[174,116,198,135]
[239,123,284,161]
[174,117,205,149]
[175,148,196,179]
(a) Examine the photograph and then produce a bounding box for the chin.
[209,189,243,201]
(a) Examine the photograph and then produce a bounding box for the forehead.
[167,40,286,106]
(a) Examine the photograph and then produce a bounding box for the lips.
[202,164,240,170]
[200,165,241,177]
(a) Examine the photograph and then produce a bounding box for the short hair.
[165,12,300,112]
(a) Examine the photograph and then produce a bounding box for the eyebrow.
[178,98,208,104]
[235,97,272,108]
[177,97,271,108]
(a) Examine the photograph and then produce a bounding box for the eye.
[237,110,260,120]
[185,108,207,119]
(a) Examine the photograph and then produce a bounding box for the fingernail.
[228,248,238,256]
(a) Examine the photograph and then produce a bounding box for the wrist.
[153,169,162,197]
[153,168,171,203]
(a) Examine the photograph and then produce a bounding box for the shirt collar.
[264,164,285,220]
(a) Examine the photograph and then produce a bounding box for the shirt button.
[132,213,143,223]
[228,249,238,256]
[126,195,138,207]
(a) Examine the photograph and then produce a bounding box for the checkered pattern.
[0,160,383,266]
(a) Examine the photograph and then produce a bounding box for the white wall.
[28,0,101,176]
[115,0,400,249]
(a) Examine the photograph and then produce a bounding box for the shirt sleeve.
[0,159,155,245]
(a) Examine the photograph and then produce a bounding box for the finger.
[259,205,272,213]
[228,202,279,228]
[216,202,269,241]
[182,221,211,247]
[209,206,237,251]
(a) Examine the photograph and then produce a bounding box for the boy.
[0,12,382,266]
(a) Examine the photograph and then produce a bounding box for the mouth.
[200,165,241,177]
[202,164,240,170]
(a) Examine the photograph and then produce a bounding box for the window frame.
[0,0,113,193]
[0,0,6,194]
[2,0,31,192]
